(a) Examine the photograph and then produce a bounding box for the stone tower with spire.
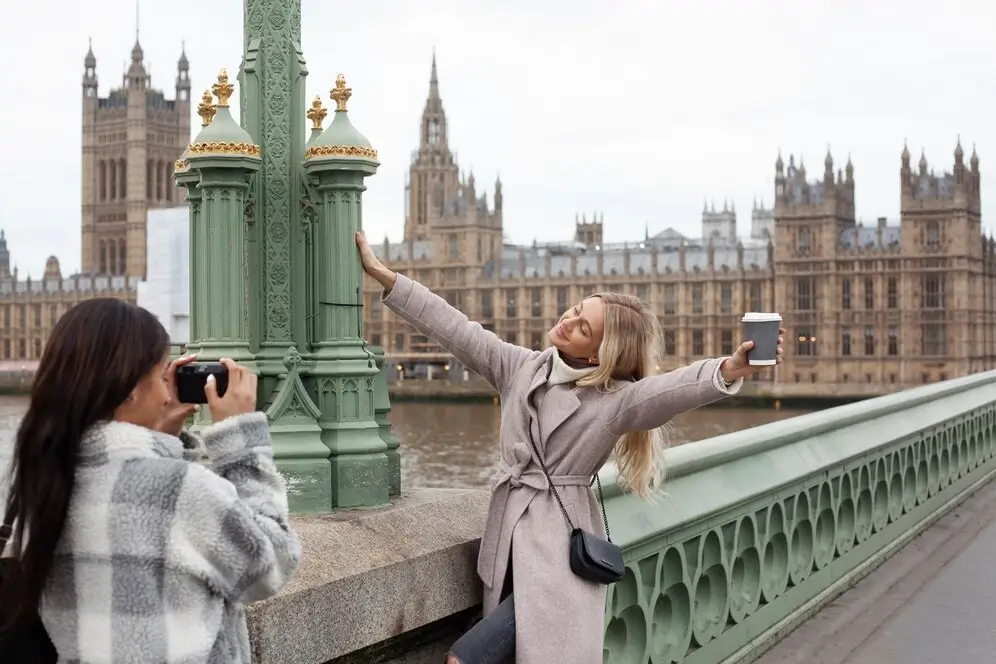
[80,30,191,280]
[403,54,503,265]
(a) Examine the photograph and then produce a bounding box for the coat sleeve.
[382,273,537,395]
[167,412,301,604]
[602,358,743,435]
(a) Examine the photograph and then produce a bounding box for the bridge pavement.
[759,470,996,664]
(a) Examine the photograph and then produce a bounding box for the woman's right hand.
[355,231,397,290]
[205,358,258,422]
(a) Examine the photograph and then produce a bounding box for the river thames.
[0,396,810,488]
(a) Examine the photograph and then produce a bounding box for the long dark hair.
[1,298,169,628]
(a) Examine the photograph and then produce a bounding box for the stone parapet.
[247,370,996,663]
[247,489,488,664]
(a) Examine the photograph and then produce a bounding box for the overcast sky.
[1,0,993,276]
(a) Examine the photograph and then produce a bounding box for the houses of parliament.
[0,36,188,369]
[1,43,994,398]
[364,59,996,396]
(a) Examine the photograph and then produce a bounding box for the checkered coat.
[34,412,301,663]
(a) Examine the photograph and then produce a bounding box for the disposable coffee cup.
[741,313,782,366]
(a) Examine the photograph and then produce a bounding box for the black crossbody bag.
[0,501,58,663]
[524,416,625,585]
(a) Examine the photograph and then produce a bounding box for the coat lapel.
[523,348,583,452]
[541,387,581,442]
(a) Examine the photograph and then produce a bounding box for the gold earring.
[588,357,598,364]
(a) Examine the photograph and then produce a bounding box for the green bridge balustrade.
[244,370,996,664]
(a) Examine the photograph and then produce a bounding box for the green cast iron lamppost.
[174,0,400,513]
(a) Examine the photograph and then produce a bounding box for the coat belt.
[478,441,592,589]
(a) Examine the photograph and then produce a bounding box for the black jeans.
[448,563,516,663]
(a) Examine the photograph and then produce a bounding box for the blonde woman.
[355,233,783,664]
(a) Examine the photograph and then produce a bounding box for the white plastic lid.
[742,312,782,322]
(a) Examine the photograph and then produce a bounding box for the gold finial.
[197,89,216,126]
[306,95,327,130]
[212,68,235,108]
[330,74,352,112]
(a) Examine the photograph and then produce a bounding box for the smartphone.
[175,363,229,404]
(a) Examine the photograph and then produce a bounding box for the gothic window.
[795,277,815,311]
[32,339,42,359]
[749,282,762,312]
[922,274,944,309]
[797,227,812,254]
[147,160,155,200]
[720,329,734,355]
[635,284,648,302]
[691,284,704,314]
[448,234,459,259]
[864,326,875,355]
[429,119,440,145]
[109,160,117,199]
[925,221,940,249]
[481,292,493,318]
[99,240,107,274]
[664,284,676,314]
[796,329,816,356]
[841,327,852,356]
[556,287,567,313]
[530,333,542,350]
[166,162,174,202]
[119,240,126,276]
[664,330,676,356]
[476,237,482,262]
[119,158,127,198]
[720,283,732,314]
[99,161,107,201]
[887,277,898,309]
[505,289,517,319]
[887,325,899,356]
[863,277,874,309]
[108,239,117,275]
[841,277,851,310]
[157,160,164,201]
[692,329,704,356]
[49,305,58,327]
[922,324,946,356]
[531,288,542,317]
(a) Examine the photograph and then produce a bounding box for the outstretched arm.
[357,232,535,394]
[602,358,742,435]
[383,273,536,394]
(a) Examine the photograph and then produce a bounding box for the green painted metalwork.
[174,0,398,513]
[597,370,996,663]
[301,91,387,509]
[372,346,402,496]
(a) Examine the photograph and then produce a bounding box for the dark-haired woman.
[0,298,301,663]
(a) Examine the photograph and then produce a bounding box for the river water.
[0,396,809,489]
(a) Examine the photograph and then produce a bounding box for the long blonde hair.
[575,292,667,501]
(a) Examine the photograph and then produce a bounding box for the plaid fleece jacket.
[38,412,301,663]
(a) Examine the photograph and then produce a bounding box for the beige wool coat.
[383,274,742,664]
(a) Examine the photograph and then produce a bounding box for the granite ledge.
[247,488,490,664]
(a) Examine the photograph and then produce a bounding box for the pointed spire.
[178,40,189,70]
[902,139,910,162]
[84,37,96,68]
[955,135,964,162]
[971,143,980,169]
[428,49,440,102]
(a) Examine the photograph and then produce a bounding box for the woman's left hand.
[720,328,786,383]
[156,354,200,436]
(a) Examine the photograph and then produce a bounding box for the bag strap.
[524,414,613,543]
[0,499,17,552]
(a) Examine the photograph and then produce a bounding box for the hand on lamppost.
[156,354,200,436]
[355,231,397,291]
[720,327,786,383]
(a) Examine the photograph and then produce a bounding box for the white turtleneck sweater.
[548,352,598,387]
